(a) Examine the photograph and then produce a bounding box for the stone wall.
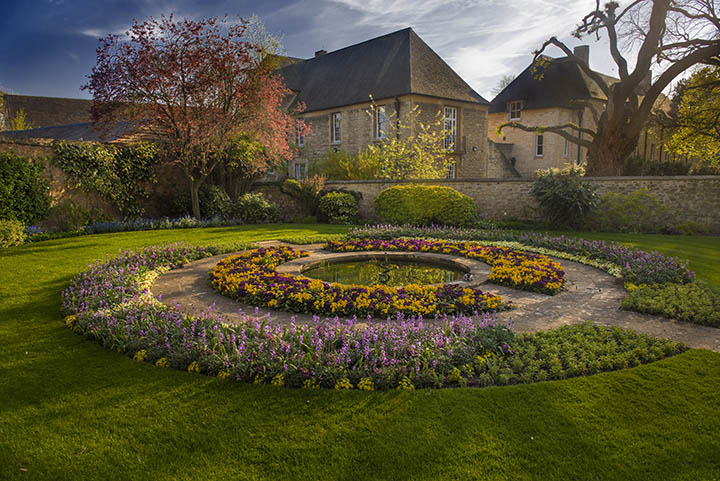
[325,176,720,231]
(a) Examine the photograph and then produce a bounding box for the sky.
[0,0,617,101]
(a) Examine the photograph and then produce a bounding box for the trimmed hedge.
[318,191,358,224]
[0,152,51,224]
[374,184,477,227]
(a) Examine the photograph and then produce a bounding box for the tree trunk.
[190,181,201,219]
[586,125,638,176]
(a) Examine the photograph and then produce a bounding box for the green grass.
[1,225,719,480]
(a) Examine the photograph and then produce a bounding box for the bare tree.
[497,0,720,176]
[492,74,515,96]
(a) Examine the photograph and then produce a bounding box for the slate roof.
[279,28,487,113]
[489,57,618,114]
[1,94,92,129]
[0,121,138,142]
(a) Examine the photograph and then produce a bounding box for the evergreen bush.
[374,184,477,227]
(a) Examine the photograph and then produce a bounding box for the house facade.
[279,28,502,179]
[487,46,675,177]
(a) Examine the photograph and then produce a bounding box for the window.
[509,101,522,120]
[564,138,569,157]
[535,134,544,157]
[375,105,386,139]
[443,107,457,150]
[294,163,306,180]
[297,123,304,147]
[446,162,456,179]
[650,144,655,161]
[664,150,670,162]
[331,112,341,144]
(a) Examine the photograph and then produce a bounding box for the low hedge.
[318,191,358,224]
[374,184,477,227]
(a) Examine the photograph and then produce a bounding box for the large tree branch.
[497,121,595,148]
[632,43,720,133]
[569,99,601,125]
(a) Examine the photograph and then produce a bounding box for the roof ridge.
[305,27,413,62]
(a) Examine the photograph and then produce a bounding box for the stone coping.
[150,241,720,352]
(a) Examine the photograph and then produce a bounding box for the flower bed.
[349,224,695,286]
[62,243,686,390]
[324,238,565,295]
[209,246,505,318]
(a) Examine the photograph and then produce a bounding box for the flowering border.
[62,242,685,391]
[209,245,506,318]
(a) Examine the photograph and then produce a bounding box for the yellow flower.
[155,357,169,368]
[397,376,415,390]
[217,370,230,380]
[133,349,147,362]
[303,378,320,389]
[334,377,353,390]
[357,377,375,391]
[187,361,200,373]
[271,373,285,387]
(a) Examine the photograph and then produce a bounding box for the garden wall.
[324,176,720,231]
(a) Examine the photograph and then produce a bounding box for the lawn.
[1,224,719,480]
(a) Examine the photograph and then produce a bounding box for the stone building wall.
[291,95,492,180]
[325,176,720,231]
[488,106,585,177]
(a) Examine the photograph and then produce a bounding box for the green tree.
[666,66,720,166]
[10,109,33,130]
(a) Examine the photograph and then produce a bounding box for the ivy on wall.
[53,141,158,218]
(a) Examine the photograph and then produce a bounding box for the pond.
[301,258,465,286]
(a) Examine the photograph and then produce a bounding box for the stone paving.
[151,241,720,352]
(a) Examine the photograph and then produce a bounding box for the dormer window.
[509,100,522,120]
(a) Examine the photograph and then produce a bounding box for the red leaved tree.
[83,15,301,218]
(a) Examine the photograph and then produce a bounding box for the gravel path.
[150,241,720,351]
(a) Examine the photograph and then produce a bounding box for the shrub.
[586,189,709,235]
[0,152,51,224]
[170,184,232,219]
[43,200,111,232]
[0,219,27,247]
[53,141,158,218]
[231,192,279,223]
[374,184,477,227]
[281,175,326,215]
[587,189,679,234]
[318,192,358,224]
[622,156,690,176]
[622,282,720,327]
[531,164,597,228]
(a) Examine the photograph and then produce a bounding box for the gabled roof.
[279,27,487,112]
[489,57,618,113]
[0,121,139,142]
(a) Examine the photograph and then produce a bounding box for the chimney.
[573,45,589,65]
[314,49,327,58]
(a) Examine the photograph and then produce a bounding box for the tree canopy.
[665,66,720,166]
[83,15,301,218]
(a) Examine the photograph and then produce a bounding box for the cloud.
[320,0,611,98]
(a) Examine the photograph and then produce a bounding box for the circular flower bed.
[324,238,565,294]
[209,245,505,318]
[62,242,686,391]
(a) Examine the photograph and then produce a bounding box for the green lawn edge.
[1,224,718,480]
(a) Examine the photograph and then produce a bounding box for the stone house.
[487,46,675,177]
[279,28,515,179]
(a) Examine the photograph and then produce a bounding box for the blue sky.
[0,0,614,100]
